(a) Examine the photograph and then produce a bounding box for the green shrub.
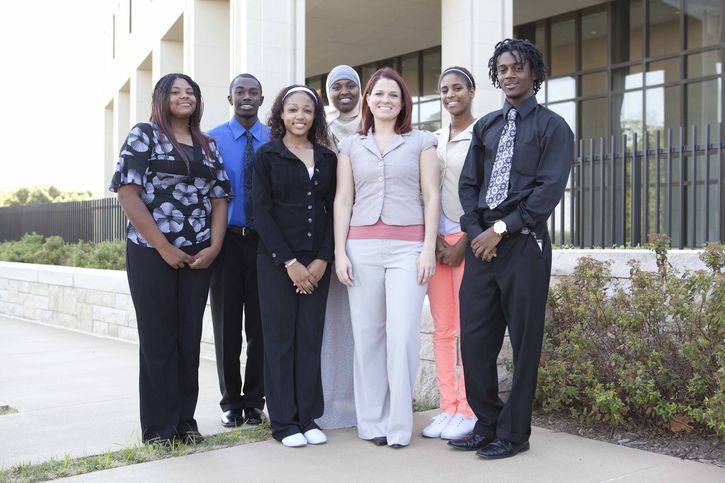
[0,234,125,270]
[538,236,725,438]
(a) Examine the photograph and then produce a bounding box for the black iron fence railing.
[0,124,722,248]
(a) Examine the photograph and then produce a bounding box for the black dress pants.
[257,251,330,441]
[126,240,212,443]
[209,229,264,411]
[459,230,552,444]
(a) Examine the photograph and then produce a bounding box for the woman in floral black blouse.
[110,73,232,446]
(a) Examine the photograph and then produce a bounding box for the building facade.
[104,0,723,246]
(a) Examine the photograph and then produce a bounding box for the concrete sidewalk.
[1,315,723,482]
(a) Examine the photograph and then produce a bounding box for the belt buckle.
[241,227,248,236]
[520,227,531,235]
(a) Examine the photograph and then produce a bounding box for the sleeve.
[418,129,437,151]
[208,139,234,199]
[316,152,337,263]
[458,120,486,240]
[501,118,574,233]
[109,123,153,193]
[337,134,354,157]
[252,148,295,265]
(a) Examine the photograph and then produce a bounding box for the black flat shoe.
[370,436,387,446]
[221,409,245,428]
[244,407,266,426]
[447,432,494,451]
[476,438,529,459]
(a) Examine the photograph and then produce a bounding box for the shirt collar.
[229,117,263,141]
[267,137,330,164]
[502,95,538,121]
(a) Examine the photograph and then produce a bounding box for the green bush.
[0,234,125,270]
[538,236,724,437]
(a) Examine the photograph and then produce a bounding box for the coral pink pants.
[427,231,473,418]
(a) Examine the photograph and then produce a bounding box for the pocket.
[513,139,540,176]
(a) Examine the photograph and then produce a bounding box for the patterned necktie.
[243,131,255,230]
[486,108,518,209]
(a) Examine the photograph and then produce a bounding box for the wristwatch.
[493,220,507,237]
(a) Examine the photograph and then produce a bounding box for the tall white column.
[229,0,305,124]
[131,67,152,123]
[441,0,513,120]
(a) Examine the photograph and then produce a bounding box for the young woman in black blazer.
[253,85,336,447]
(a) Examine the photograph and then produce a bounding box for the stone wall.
[0,249,707,407]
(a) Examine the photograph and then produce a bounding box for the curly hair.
[267,84,331,147]
[487,38,547,94]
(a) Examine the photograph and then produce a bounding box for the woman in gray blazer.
[333,67,440,448]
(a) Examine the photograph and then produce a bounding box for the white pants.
[346,239,427,446]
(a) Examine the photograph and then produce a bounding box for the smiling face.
[366,77,402,123]
[168,78,197,120]
[439,72,474,117]
[281,92,316,138]
[329,79,360,115]
[496,51,536,106]
[229,77,263,121]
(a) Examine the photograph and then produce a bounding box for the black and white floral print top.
[109,122,233,248]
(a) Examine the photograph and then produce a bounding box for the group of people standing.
[110,38,573,460]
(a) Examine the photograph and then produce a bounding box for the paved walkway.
[1,315,723,482]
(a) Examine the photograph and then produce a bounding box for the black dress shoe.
[476,438,529,459]
[370,436,387,446]
[179,431,205,445]
[244,407,265,426]
[447,432,494,451]
[221,409,245,428]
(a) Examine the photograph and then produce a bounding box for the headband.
[442,68,474,88]
[282,86,318,105]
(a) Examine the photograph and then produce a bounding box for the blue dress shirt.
[208,117,271,227]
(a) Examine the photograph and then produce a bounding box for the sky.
[0,1,107,195]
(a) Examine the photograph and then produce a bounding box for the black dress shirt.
[458,95,574,239]
[253,138,337,265]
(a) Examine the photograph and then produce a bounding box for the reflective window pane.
[612,0,643,63]
[686,0,721,49]
[422,49,441,102]
[582,9,608,70]
[582,71,608,96]
[548,101,577,138]
[686,79,722,130]
[649,0,681,57]
[581,97,608,140]
[687,50,721,78]
[402,54,420,102]
[548,76,576,102]
[612,90,643,142]
[613,65,643,91]
[646,85,682,144]
[646,58,680,86]
[550,16,576,76]
[419,100,441,124]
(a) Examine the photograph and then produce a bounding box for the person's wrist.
[284,258,298,269]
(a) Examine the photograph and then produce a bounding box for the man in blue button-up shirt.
[208,73,270,428]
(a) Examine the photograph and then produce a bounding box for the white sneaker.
[281,432,307,447]
[440,413,476,440]
[421,412,453,438]
[303,428,327,445]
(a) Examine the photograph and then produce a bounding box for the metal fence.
[549,123,724,249]
[0,197,127,243]
[1,125,723,248]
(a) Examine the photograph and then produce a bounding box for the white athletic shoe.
[421,412,453,438]
[440,413,477,440]
[281,432,307,447]
[303,428,328,445]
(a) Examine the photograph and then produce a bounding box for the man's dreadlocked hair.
[488,38,547,94]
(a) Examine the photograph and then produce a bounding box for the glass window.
[686,0,721,49]
[611,0,643,63]
[550,16,576,76]
[646,58,680,86]
[687,50,721,78]
[649,0,681,57]
[646,85,682,145]
[419,100,441,125]
[613,65,643,91]
[548,101,577,138]
[402,53,420,102]
[422,49,441,102]
[612,90,643,143]
[686,79,722,129]
[581,71,608,96]
[515,20,547,57]
[548,76,576,102]
[581,97,608,140]
[582,9,608,70]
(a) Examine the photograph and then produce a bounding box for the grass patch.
[0,406,19,416]
[0,424,271,483]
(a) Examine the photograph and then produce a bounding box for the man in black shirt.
[448,39,574,459]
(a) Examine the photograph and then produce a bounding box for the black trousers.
[126,240,212,443]
[209,229,264,411]
[257,251,330,441]
[459,230,552,444]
